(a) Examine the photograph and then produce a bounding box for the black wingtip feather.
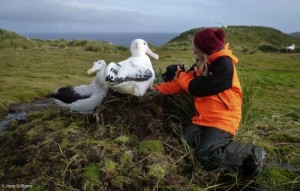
[48,86,90,104]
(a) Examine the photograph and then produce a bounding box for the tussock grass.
[239,80,262,132]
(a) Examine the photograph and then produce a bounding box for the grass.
[0,35,299,190]
[237,53,300,118]
[0,47,130,113]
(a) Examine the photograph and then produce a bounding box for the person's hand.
[174,65,184,79]
[161,64,185,82]
[186,63,198,77]
[148,86,156,91]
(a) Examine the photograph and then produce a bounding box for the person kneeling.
[154,28,265,177]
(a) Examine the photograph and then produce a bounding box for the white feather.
[105,39,159,96]
[49,60,108,113]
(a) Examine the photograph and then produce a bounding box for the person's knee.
[183,124,201,147]
[195,145,221,169]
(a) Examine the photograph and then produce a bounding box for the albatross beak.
[87,64,97,75]
[146,48,159,60]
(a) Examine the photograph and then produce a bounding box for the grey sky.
[0,0,299,33]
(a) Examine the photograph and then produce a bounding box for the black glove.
[161,64,185,82]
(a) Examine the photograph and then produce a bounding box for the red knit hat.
[193,28,225,55]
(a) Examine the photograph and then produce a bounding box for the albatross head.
[130,39,159,60]
[87,60,106,75]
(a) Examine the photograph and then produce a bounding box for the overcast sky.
[0,0,299,34]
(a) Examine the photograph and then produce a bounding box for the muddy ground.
[0,91,295,190]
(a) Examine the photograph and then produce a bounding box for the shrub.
[84,42,121,53]
[0,39,39,49]
[48,39,68,48]
[117,46,128,51]
[68,40,88,47]
[242,48,257,54]
[258,43,278,52]
[84,43,103,52]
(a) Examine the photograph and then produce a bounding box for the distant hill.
[2,27,300,53]
[0,28,26,40]
[290,32,300,38]
[0,28,127,52]
[165,26,300,52]
[0,28,41,49]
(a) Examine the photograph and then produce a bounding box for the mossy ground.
[0,91,299,190]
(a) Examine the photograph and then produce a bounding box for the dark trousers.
[183,123,255,172]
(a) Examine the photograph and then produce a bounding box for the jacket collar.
[208,43,239,64]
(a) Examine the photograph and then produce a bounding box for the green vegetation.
[138,140,164,154]
[0,27,299,190]
[290,32,300,38]
[165,26,300,53]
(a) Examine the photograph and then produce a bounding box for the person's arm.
[177,57,234,97]
[155,80,183,95]
[155,68,195,95]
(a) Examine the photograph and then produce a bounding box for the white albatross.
[105,39,159,96]
[286,44,295,53]
[48,60,108,113]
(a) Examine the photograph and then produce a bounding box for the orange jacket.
[156,44,242,135]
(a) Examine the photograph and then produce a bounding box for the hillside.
[164,26,300,52]
[0,28,130,54]
[1,27,300,52]
[290,32,300,38]
[0,29,26,40]
[0,28,44,49]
